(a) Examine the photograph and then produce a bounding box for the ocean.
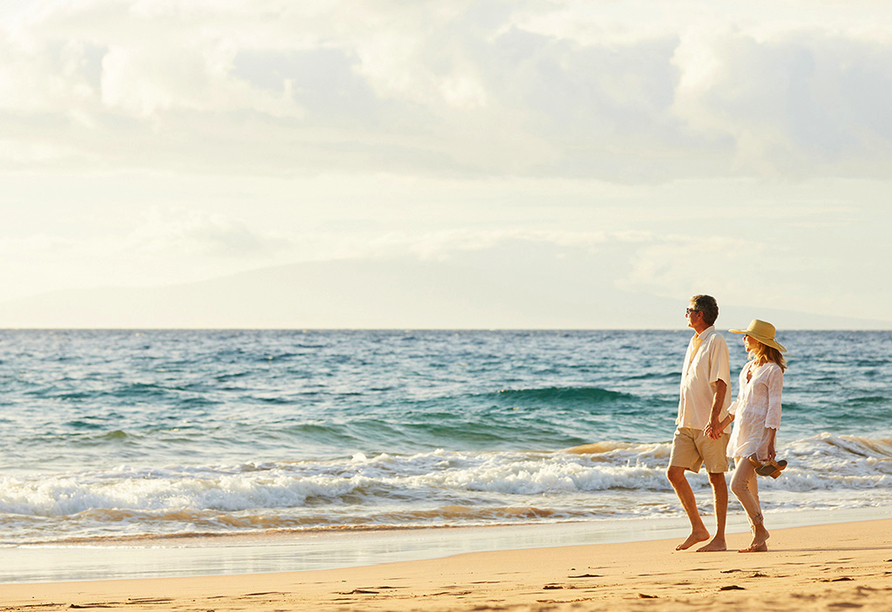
[1,329,890,581]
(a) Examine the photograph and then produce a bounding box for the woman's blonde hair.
[750,339,787,372]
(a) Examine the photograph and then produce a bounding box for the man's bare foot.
[696,536,727,552]
[738,542,768,553]
[675,529,710,551]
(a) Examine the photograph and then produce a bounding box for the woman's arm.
[764,365,783,430]
[766,426,777,460]
[765,365,783,460]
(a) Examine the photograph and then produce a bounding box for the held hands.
[704,419,724,440]
[704,415,732,440]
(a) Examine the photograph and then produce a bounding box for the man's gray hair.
[690,295,719,326]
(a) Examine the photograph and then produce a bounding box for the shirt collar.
[695,325,716,340]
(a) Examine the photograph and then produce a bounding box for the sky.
[2,0,892,328]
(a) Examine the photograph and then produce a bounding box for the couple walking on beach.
[668,294,787,553]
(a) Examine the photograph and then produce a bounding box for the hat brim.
[729,329,787,353]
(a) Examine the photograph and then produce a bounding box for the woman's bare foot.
[739,525,770,552]
[676,529,710,551]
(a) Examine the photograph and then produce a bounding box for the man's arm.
[705,379,728,439]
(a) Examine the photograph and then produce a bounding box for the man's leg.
[696,471,728,552]
[666,465,710,550]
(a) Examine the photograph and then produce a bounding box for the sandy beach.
[2,518,890,611]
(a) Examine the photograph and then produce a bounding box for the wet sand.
[1,518,890,611]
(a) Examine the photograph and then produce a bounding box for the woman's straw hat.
[729,319,787,353]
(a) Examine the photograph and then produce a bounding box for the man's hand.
[705,419,724,439]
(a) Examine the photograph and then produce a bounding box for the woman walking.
[726,319,787,553]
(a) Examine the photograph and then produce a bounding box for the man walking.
[667,294,732,552]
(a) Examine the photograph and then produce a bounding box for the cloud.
[613,230,853,318]
[672,26,892,178]
[618,235,764,297]
[0,206,293,300]
[2,1,892,181]
[124,207,282,257]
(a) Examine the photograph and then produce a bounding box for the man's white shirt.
[677,325,732,430]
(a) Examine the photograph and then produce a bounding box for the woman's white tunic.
[727,361,783,460]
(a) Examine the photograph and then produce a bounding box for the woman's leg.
[730,458,770,551]
[747,465,761,511]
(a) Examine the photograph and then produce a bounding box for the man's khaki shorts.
[669,427,729,473]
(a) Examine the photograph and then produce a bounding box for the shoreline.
[2,506,889,584]
[1,517,890,611]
